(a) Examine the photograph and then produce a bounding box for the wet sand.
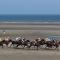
[0,23,60,39]
[0,48,60,60]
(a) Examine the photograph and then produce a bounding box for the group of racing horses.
[0,37,60,50]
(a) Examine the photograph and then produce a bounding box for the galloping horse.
[45,39,59,49]
[0,38,4,48]
[27,39,40,50]
[10,39,22,48]
[0,37,12,48]
[9,37,31,48]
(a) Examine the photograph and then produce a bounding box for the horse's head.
[8,39,12,42]
[26,40,30,42]
[35,39,39,42]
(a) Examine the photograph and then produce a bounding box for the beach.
[0,23,60,39]
[0,47,60,60]
[0,0,60,59]
[0,23,60,60]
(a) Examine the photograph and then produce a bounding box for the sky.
[0,0,59,14]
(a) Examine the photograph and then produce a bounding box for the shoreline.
[0,22,60,25]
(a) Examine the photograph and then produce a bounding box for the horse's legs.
[1,44,3,48]
[16,44,20,48]
[55,45,59,51]
[10,44,15,48]
[27,45,31,49]
[34,46,35,50]
[6,43,8,47]
[9,43,13,47]
[36,46,39,50]
[22,45,25,49]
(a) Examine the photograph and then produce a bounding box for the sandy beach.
[0,23,60,60]
[0,47,60,60]
[0,0,60,59]
[0,23,60,39]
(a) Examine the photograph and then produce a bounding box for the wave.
[0,21,60,25]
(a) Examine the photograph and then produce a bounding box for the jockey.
[5,37,9,41]
[34,39,37,43]
[37,38,41,41]
[5,36,10,41]
[45,38,51,42]
[35,38,41,42]
[32,40,36,45]
[15,37,21,41]
[22,38,25,42]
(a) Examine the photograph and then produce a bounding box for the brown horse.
[27,39,40,50]
[45,40,59,49]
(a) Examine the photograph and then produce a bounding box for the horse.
[22,40,31,48]
[0,41,4,48]
[39,39,46,48]
[45,40,59,50]
[26,39,40,50]
[9,39,23,48]
[0,37,12,48]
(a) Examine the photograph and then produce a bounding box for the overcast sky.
[0,0,59,14]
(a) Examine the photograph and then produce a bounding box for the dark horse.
[29,39,59,50]
[27,39,40,50]
[0,41,4,48]
[39,39,46,48]
[28,39,46,50]
[22,40,31,48]
[0,39,12,48]
[10,39,22,48]
[45,40,59,49]
[10,38,31,48]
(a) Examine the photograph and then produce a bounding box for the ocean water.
[0,15,60,24]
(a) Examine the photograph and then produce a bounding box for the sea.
[0,14,60,24]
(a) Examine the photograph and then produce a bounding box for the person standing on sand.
[2,30,6,38]
[3,30,6,35]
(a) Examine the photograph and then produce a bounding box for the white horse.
[15,37,21,41]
